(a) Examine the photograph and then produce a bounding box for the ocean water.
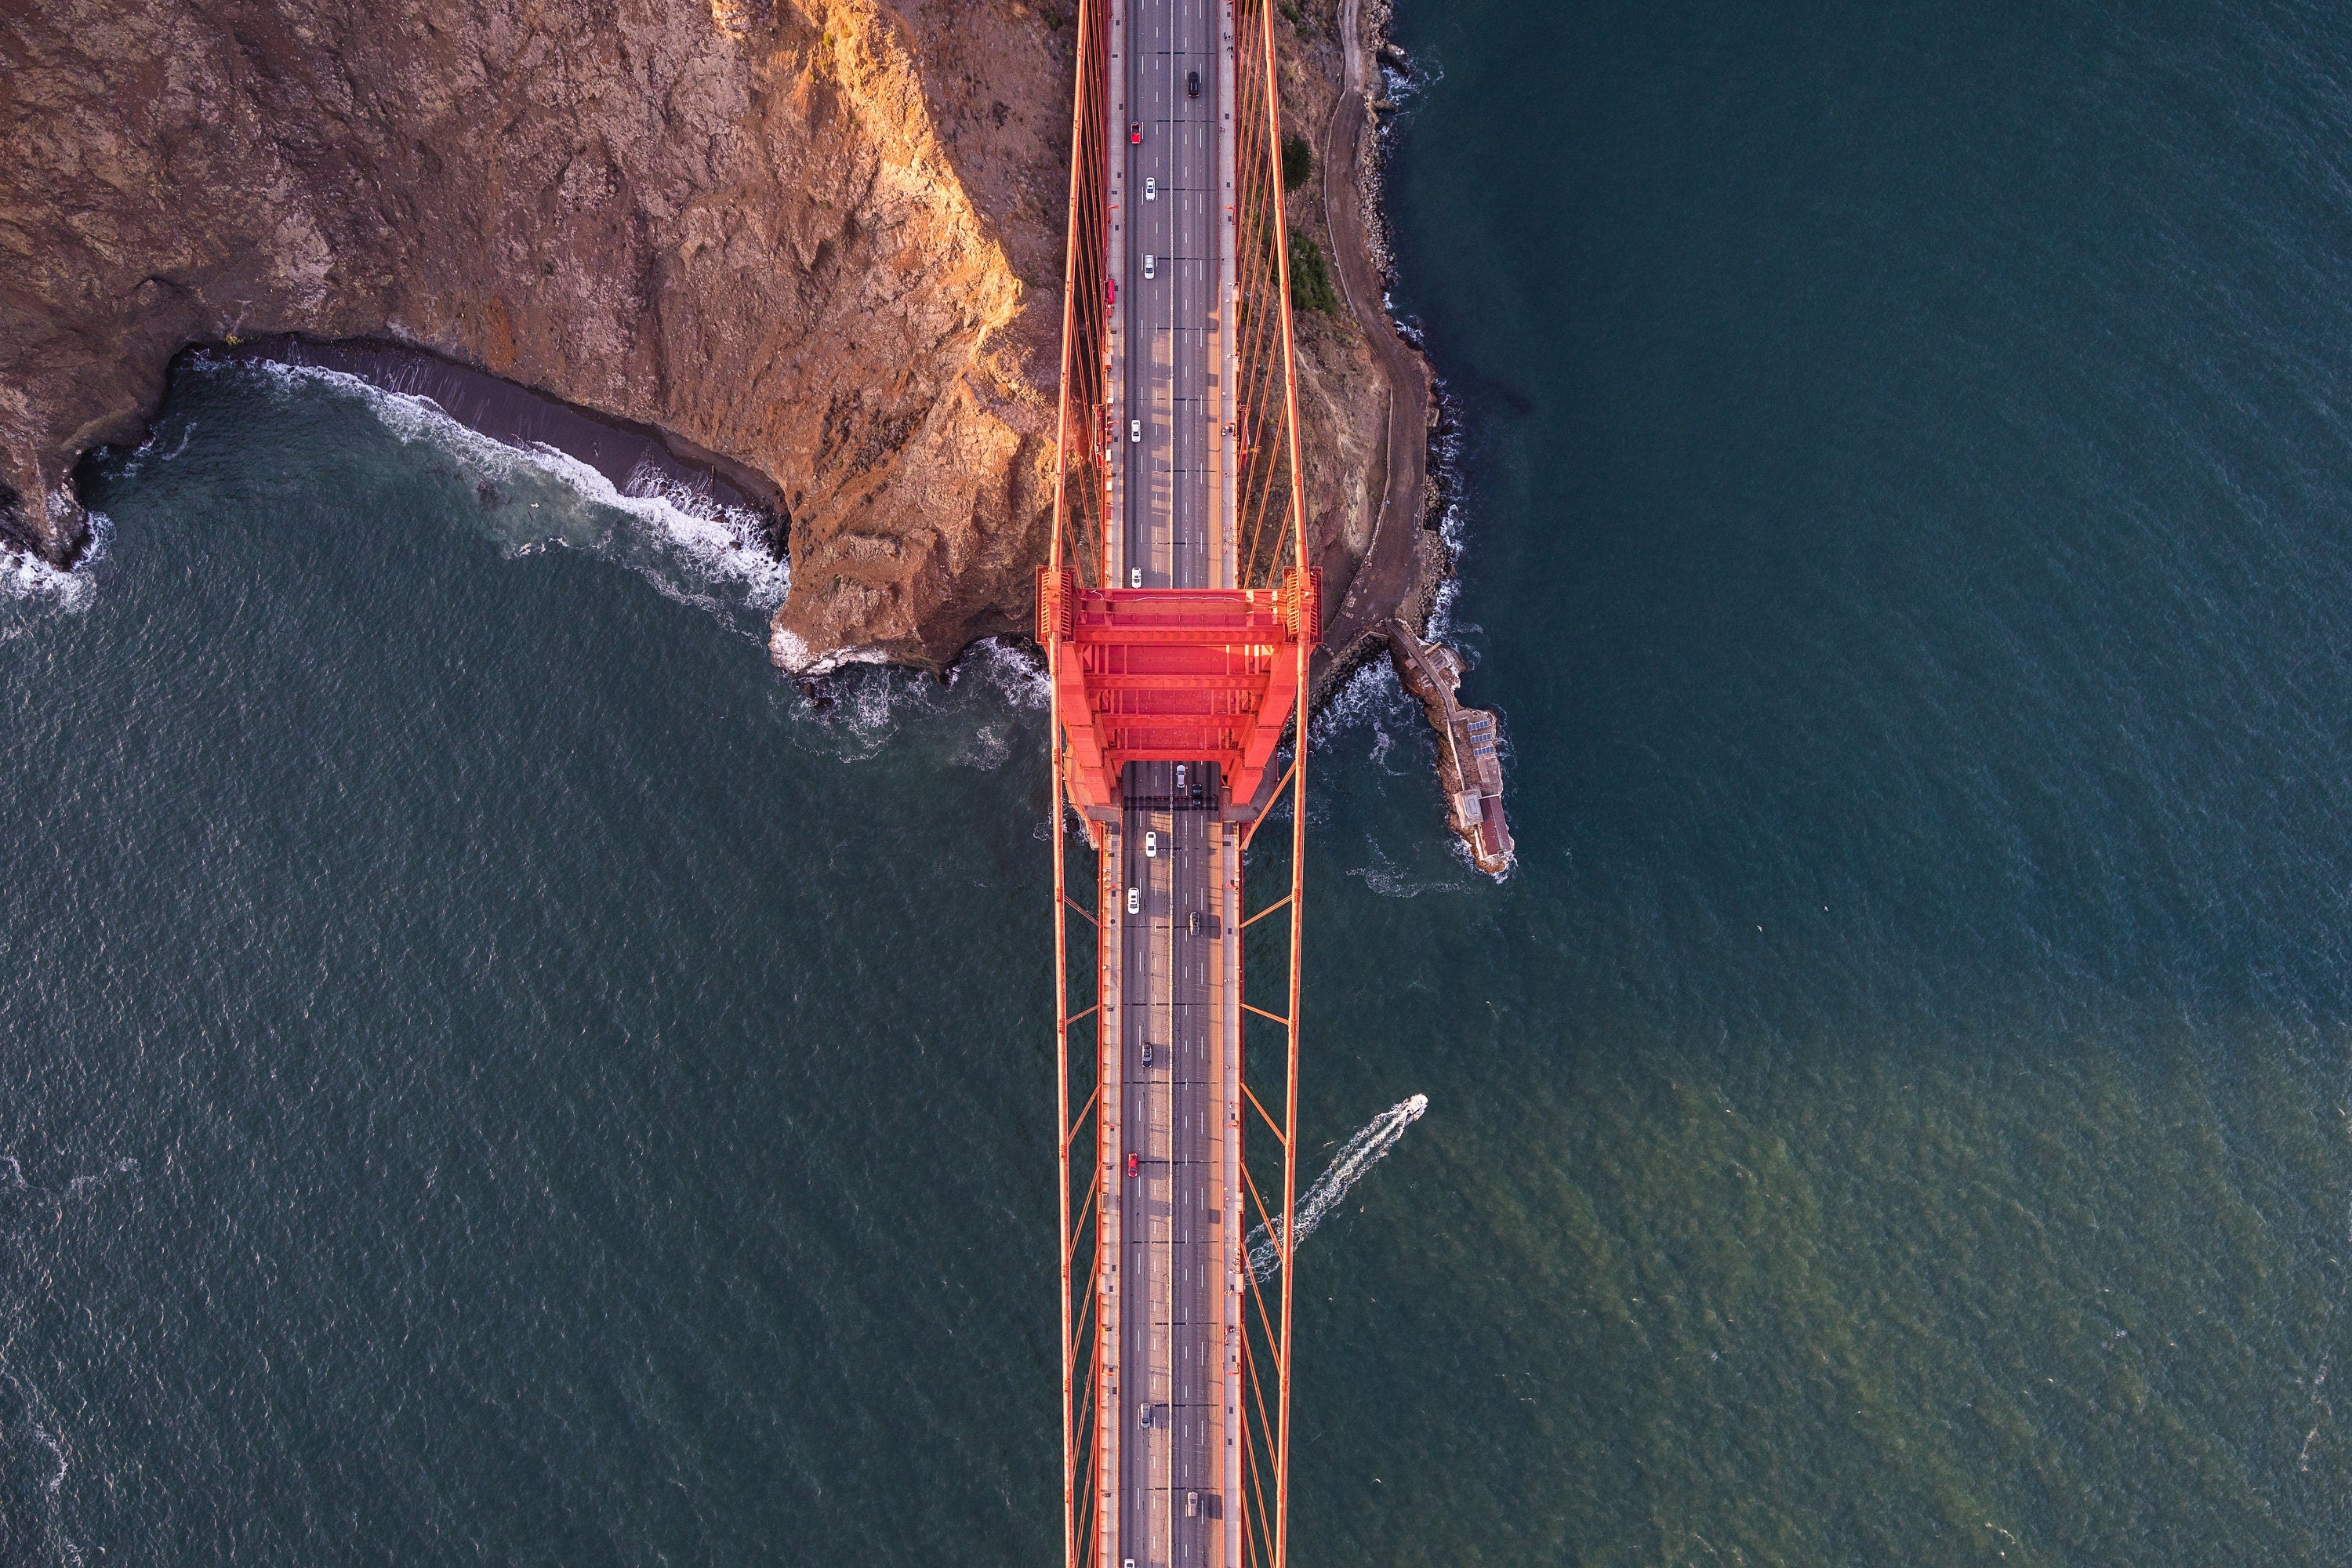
[9,1,2352,1562]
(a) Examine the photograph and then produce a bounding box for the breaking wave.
[1420,377,1476,648]
[0,512,109,645]
[786,636,1050,766]
[1247,1093,1428,1278]
[1311,657,1419,775]
[1378,49,1440,115]
[218,358,789,637]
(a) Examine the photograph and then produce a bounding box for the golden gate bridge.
[1038,0,1321,1564]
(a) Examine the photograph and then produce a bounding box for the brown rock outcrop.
[0,0,1409,676]
[0,0,1069,668]
[1385,618,1513,877]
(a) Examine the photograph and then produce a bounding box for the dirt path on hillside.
[1314,0,1433,684]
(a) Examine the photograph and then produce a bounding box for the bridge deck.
[1097,788,1242,1568]
[1096,0,1247,1563]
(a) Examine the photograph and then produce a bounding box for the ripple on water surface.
[14,2,2352,1559]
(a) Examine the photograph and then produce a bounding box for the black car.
[1187,69,1201,98]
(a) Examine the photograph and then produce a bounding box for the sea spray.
[1247,1093,1428,1279]
[0,512,108,644]
[216,357,789,634]
[788,637,1049,765]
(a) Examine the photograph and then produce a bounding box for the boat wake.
[1247,1093,1428,1279]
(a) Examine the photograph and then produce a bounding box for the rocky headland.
[2,0,1503,864]
[5,0,1079,670]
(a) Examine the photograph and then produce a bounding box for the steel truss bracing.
[1051,0,1112,594]
[1050,750,1305,1568]
[1048,1,1316,1565]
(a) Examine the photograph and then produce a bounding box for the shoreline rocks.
[1385,619,1515,877]
[1318,0,1513,874]
[2,0,1069,670]
[5,0,1508,871]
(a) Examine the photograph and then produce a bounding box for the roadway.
[1315,0,1433,679]
[1114,764,1225,1568]
[1106,0,1241,1562]
[1118,0,1222,590]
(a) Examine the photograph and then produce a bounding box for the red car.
[1126,1152,1142,1178]
[1130,122,1142,144]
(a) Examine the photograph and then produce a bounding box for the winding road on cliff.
[1317,0,1434,672]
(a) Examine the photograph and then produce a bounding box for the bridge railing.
[1232,6,1309,1555]
[1046,16,1112,1551]
[1050,3,1313,1566]
[1049,0,1112,592]
[1232,0,1311,595]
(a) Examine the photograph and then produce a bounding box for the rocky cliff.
[1,0,1073,668]
[0,0,1403,673]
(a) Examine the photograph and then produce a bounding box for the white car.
[1142,253,1156,279]
[1130,418,1142,442]
[1145,830,1157,858]
[1145,176,1156,201]
[1131,567,1142,587]
[1127,886,1140,915]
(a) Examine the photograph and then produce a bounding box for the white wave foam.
[954,719,1014,770]
[1422,412,1476,647]
[783,662,935,761]
[617,456,789,611]
[1424,568,1470,650]
[1428,517,1476,641]
[0,1148,137,1214]
[0,512,110,644]
[31,1419,65,1496]
[786,637,1048,764]
[1346,833,1470,898]
[1247,1094,1428,1278]
[0,1369,77,1564]
[947,635,1051,710]
[221,358,789,633]
[108,419,196,481]
[1380,38,1443,105]
[938,642,1051,768]
[1312,658,1418,775]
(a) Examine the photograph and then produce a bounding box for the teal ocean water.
[12,1,2352,1561]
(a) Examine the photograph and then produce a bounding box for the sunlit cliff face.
[746,0,1059,673]
[0,0,1069,668]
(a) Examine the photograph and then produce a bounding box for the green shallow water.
[10,1,2352,1561]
